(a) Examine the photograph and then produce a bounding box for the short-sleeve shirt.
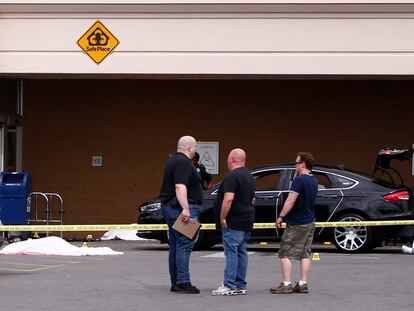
[286,174,318,225]
[213,167,255,231]
[159,152,203,204]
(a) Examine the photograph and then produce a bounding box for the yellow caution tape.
[0,220,413,232]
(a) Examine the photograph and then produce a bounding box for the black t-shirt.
[213,167,255,231]
[159,152,203,204]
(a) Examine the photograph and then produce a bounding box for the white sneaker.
[211,283,237,296]
[235,289,247,295]
[402,245,413,254]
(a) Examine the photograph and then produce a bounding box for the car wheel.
[332,214,373,253]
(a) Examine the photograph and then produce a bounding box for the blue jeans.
[163,203,200,287]
[222,228,251,290]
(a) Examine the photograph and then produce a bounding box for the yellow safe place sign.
[77,20,120,64]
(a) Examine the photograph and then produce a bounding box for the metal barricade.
[27,192,64,237]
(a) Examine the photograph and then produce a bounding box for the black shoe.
[175,282,200,294]
[170,286,179,292]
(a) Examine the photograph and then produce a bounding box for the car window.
[333,175,356,188]
[254,170,282,191]
[312,172,333,189]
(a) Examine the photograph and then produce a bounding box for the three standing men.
[271,152,318,294]
[160,139,316,295]
[160,136,203,294]
[212,148,256,296]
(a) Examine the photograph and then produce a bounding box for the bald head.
[227,148,246,170]
[177,135,197,159]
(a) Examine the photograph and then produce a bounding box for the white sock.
[283,281,292,286]
[299,280,307,286]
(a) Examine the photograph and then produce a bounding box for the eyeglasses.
[295,161,303,165]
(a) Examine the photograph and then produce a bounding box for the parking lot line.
[0,258,82,272]
[202,251,256,258]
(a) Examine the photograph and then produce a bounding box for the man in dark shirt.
[192,152,213,190]
[212,148,255,296]
[271,152,318,295]
[160,136,203,294]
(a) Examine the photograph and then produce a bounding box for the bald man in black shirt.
[160,135,203,294]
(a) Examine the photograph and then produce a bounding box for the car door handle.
[256,195,279,200]
[322,194,339,198]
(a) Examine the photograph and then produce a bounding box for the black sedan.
[137,149,414,253]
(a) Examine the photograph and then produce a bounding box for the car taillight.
[383,191,410,201]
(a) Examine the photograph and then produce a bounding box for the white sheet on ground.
[101,229,149,241]
[0,236,123,256]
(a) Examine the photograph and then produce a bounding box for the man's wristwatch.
[278,215,286,221]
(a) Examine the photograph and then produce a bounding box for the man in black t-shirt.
[160,136,203,294]
[212,148,255,296]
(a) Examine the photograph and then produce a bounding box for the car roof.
[250,164,375,181]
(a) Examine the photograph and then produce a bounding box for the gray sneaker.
[270,282,293,294]
[292,282,309,293]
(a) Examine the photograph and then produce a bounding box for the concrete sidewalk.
[0,240,412,311]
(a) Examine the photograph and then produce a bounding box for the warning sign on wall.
[77,20,120,65]
[197,142,219,174]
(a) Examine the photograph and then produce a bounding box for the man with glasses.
[270,152,318,294]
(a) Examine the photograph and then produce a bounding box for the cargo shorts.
[278,222,315,260]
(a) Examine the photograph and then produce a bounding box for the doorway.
[0,124,23,172]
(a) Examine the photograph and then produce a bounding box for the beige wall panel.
[0,15,414,54]
[2,16,414,74]
[2,18,414,52]
[23,79,414,237]
[4,53,414,74]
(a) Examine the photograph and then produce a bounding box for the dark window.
[313,172,333,189]
[334,175,356,188]
[255,171,282,191]
[0,80,18,114]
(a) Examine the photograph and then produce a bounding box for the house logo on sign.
[77,20,120,65]
[87,28,109,46]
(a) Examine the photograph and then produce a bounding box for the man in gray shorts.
[271,152,318,294]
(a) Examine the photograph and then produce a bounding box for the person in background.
[160,135,203,294]
[271,152,318,294]
[192,152,213,190]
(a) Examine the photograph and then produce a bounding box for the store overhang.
[3,1,414,76]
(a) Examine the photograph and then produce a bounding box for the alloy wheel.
[334,215,370,252]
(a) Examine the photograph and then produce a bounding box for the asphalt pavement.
[0,240,412,311]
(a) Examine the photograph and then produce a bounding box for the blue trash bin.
[0,172,32,225]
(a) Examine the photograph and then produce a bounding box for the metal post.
[17,80,24,117]
[0,125,6,171]
[16,127,23,172]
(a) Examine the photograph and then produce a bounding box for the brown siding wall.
[23,79,414,237]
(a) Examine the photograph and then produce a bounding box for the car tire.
[332,213,373,253]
